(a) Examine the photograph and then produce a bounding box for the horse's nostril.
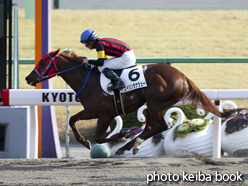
[25,76,29,81]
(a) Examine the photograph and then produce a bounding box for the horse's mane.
[59,51,84,64]
[59,51,98,73]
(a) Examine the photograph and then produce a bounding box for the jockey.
[80,29,136,91]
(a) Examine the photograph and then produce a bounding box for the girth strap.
[113,90,125,115]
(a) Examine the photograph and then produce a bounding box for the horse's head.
[25,49,60,86]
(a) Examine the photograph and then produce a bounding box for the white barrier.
[2,89,81,106]
[3,89,248,106]
[2,89,248,158]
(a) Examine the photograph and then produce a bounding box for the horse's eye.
[39,60,46,69]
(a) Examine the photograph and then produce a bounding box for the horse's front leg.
[69,109,97,150]
[94,116,123,144]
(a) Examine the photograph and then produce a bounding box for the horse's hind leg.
[131,109,166,154]
[133,98,183,152]
[69,110,97,150]
[116,99,180,155]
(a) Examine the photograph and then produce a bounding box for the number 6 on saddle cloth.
[100,65,147,115]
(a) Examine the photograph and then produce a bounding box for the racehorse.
[25,49,240,155]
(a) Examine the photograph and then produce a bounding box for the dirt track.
[1,156,248,186]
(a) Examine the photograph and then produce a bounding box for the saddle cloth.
[100,65,147,95]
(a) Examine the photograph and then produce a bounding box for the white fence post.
[29,106,38,158]
[212,100,222,158]
[66,84,70,158]
[13,3,19,89]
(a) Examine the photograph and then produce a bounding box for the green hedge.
[107,104,208,132]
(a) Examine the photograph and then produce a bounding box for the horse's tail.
[183,77,239,119]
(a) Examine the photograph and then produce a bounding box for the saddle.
[100,65,147,95]
[100,65,147,115]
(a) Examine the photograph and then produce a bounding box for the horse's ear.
[55,48,60,54]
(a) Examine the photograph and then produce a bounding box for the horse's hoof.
[115,150,124,155]
[85,140,92,150]
[119,137,126,142]
[133,148,140,155]
[120,128,130,136]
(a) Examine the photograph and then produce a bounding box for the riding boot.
[103,68,125,91]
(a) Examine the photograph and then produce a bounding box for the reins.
[76,64,94,96]
[38,62,86,81]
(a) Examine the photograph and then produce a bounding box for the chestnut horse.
[25,49,238,155]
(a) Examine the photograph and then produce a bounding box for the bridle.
[34,52,94,96]
[34,52,60,82]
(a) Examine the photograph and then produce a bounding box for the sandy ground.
[0,144,248,186]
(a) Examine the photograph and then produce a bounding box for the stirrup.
[107,81,125,91]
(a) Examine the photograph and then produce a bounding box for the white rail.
[3,89,248,106]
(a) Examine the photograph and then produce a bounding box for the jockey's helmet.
[80,30,98,44]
